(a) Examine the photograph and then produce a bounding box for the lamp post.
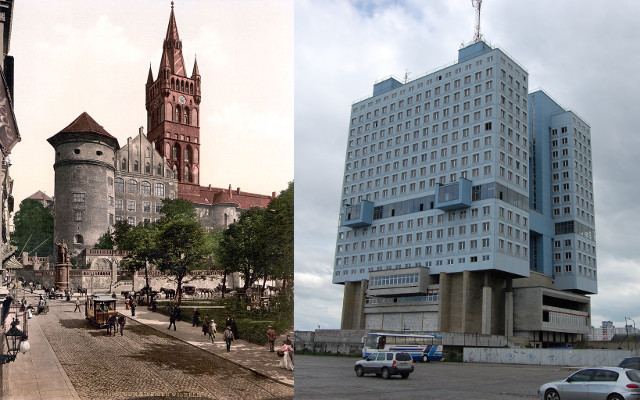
[0,317,29,364]
[628,317,636,352]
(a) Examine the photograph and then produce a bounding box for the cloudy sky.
[295,0,640,331]
[8,0,293,207]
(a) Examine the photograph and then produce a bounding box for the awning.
[4,255,22,270]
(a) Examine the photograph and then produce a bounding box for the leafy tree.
[11,199,54,260]
[264,181,293,288]
[112,220,135,250]
[154,199,211,305]
[120,223,158,303]
[94,231,114,249]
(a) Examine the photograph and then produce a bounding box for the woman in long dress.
[209,318,217,342]
[278,342,294,371]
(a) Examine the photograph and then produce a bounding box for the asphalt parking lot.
[295,355,581,399]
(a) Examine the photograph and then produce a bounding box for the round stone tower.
[47,112,119,260]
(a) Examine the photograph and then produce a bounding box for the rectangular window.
[73,193,85,203]
[127,200,136,211]
[74,210,83,221]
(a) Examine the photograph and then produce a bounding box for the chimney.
[236,187,241,194]
[208,184,212,191]
[272,191,276,198]
[139,126,144,136]
[228,184,232,198]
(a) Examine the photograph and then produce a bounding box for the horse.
[160,287,176,299]
[107,314,118,336]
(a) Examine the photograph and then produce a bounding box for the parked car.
[354,351,414,379]
[620,357,640,370]
[538,367,640,400]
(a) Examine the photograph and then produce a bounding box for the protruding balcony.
[341,200,374,228]
[435,178,472,211]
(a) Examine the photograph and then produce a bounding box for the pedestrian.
[202,315,210,336]
[223,326,234,352]
[284,335,292,346]
[125,297,130,310]
[74,297,81,312]
[278,340,294,371]
[266,326,276,352]
[230,317,238,339]
[192,308,200,327]
[151,298,157,312]
[225,315,232,329]
[130,300,136,316]
[107,314,117,336]
[168,309,177,330]
[118,315,126,336]
[208,318,217,342]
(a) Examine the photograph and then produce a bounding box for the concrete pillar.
[461,271,470,332]
[438,272,451,332]
[341,280,366,330]
[482,286,492,335]
[505,291,513,337]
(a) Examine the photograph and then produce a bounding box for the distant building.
[591,321,640,341]
[25,190,53,209]
[333,40,596,347]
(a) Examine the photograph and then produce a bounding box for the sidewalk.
[2,294,80,400]
[124,303,294,387]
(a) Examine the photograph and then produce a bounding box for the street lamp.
[1,317,28,364]
[628,317,636,351]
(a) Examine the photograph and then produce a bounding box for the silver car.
[539,367,640,400]
[354,351,414,379]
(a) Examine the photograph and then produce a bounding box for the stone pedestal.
[55,263,71,290]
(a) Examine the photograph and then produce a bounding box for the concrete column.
[341,280,366,330]
[504,291,513,337]
[461,271,470,332]
[438,272,451,332]
[482,286,492,334]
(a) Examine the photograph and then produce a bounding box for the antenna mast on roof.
[471,0,483,42]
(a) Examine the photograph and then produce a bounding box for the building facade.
[333,40,596,347]
[47,4,275,261]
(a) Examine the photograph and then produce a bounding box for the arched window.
[128,179,138,193]
[184,147,190,162]
[166,103,172,121]
[157,163,163,175]
[181,80,185,92]
[224,213,228,228]
[175,105,181,122]
[183,107,189,124]
[121,158,127,171]
[134,160,139,172]
[171,78,175,90]
[155,182,165,197]
[192,108,198,127]
[192,165,199,184]
[190,82,194,94]
[141,181,151,195]
[114,178,124,193]
[75,234,84,244]
[172,145,178,160]
[145,162,151,174]
[184,165,190,182]
[145,148,150,158]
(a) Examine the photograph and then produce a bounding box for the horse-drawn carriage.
[86,294,118,328]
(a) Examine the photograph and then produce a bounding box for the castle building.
[333,40,596,347]
[47,4,274,260]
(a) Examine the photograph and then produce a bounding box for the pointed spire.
[160,1,187,77]
[147,63,154,84]
[191,56,200,77]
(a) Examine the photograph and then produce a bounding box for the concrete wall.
[464,347,639,367]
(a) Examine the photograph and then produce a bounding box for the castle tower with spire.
[146,2,201,189]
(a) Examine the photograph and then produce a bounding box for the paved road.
[295,355,581,399]
[35,297,293,399]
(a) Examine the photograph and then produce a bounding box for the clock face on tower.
[178,95,186,105]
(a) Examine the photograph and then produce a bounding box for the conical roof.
[47,112,119,149]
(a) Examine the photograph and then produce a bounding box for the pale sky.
[8,0,293,207]
[295,0,640,331]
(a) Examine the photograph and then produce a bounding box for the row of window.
[114,179,166,196]
[114,200,163,213]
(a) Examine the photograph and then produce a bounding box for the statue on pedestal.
[56,239,69,265]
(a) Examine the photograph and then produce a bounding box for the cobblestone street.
[32,298,293,399]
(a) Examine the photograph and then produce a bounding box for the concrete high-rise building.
[333,40,596,347]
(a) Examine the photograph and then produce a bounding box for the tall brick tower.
[146,2,201,192]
